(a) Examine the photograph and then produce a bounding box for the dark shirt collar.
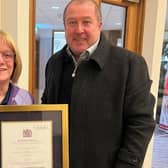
[0,83,12,105]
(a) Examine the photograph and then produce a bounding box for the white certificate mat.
[1,121,53,168]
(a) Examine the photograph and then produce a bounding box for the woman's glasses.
[0,51,15,62]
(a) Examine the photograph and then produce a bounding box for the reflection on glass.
[155,36,168,126]
[101,2,126,47]
[35,0,70,102]
[52,31,66,54]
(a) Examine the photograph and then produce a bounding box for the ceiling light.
[115,22,122,25]
[51,6,60,10]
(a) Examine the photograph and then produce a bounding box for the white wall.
[17,0,29,90]
[142,0,167,167]
[1,0,17,42]
[0,0,29,90]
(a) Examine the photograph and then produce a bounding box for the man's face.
[64,1,102,57]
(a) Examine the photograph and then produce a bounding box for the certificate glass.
[0,104,69,168]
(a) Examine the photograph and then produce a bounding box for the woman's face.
[0,38,15,85]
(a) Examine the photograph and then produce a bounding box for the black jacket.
[42,33,155,168]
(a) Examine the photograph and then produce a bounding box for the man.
[42,0,155,167]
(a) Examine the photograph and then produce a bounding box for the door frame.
[29,0,35,95]
[100,0,145,53]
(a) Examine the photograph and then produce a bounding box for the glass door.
[29,0,145,102]
[32,0,133,103]
[152,4,168,168]
[34,0,70,102]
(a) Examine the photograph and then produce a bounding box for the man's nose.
[75,23,84,33]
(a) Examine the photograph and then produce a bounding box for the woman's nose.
[0,53,5,62]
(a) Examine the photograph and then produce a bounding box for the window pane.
[101,2,126,47]
[52,31,66,54]
[35,0,70,102]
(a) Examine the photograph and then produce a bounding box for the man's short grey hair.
[63,0,102,24]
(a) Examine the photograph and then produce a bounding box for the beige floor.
[152,124,168,168]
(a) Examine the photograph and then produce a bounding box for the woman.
[0,30,34,104]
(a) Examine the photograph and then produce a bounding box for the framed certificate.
[0,104,69,168]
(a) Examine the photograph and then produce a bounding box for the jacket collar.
[90,33,111,70]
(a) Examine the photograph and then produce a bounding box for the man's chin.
[72,47,87,54]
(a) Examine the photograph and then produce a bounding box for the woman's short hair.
[0,30,22,83]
